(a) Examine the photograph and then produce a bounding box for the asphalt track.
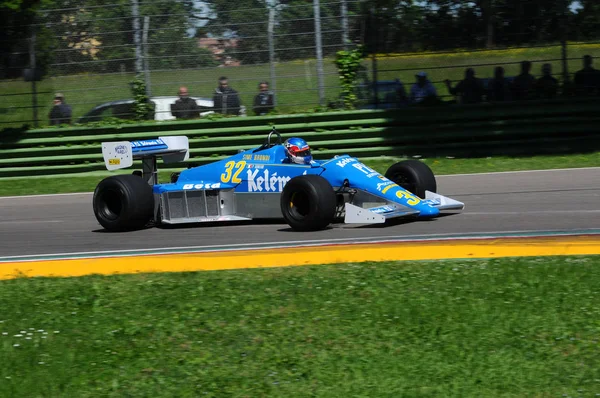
[0,167,599,258]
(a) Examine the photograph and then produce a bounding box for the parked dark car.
[356,79,409,109]
[329,79,409,110]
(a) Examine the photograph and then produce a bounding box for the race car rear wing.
[102,136,189,185]
[102,136,189,171]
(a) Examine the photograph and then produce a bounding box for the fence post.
[131,0,143,75]
[29,30,38,128]
[370,8,378,108]
[560,1,569,85]
[268,3,277,107]
[313,0,325,106]
[561,40,568,84]
[341,0,349,49]
[143,16,151,97]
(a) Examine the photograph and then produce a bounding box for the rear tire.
[384,160,436,198]
[93,175,154,231]
[280,175,336,231]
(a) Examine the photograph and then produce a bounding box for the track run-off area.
[0,167,599,280]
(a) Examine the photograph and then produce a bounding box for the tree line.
[1,0,599,79]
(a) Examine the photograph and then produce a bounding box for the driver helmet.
[284,137,312,165]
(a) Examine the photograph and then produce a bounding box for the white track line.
[462,210,600,215]
[434,166,600,177]
[0,167,598,201]
[0,220,64,225]
[1,229,598,261]
[0,192,93,200]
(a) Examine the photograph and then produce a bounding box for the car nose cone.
[418,205,440,217]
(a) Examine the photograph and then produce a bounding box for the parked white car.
[77,96,246,124]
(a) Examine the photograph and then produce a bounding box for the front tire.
[93,175,154,231]
[280,175,336,231]
[384,160,436,198]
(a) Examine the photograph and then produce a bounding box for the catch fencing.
[1,0,600,128]
[1,0,362,128]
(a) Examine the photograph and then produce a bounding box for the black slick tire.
[93,174,154,231]
[280,175,336,231]
[384,160,437,198]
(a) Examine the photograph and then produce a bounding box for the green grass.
[1,255,599,397]
[0,151,598,196]
[2,42,599,127]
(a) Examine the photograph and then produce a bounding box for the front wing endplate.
[343,203,419,224]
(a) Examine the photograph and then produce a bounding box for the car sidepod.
[150,145,324,224]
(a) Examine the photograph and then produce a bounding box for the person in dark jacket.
[511,60,536,101]
[253,81,275,116]
[535,63,559,99]
[574,55,600,96]
[212,76,241,115]
[444,68,485,104]
[171,86,200,119]
[49,93,72,125]
[486,66,511,102]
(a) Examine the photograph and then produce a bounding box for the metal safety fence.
[1,0,362,128]
[1,0,600,128]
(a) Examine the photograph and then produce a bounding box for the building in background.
[197,37,240,67]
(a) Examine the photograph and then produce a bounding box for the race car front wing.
[343,190,465,224]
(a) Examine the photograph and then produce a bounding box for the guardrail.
[1,98,599,179]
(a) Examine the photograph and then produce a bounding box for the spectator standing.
[535,63,559,99]
[444,68,485,104]
[409,72,437,105]
[49,93,72,125]
[212,76,242,115]
[574,55,600,96]
[486,66,511,102]
[171,86,200,119]
[253,81,275,116]
[511,61,536,101]
[382,78,408,108]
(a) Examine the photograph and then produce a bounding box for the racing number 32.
[221,161,246,183]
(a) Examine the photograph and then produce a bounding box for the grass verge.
[0,152,599,196]
[1,255,599,397]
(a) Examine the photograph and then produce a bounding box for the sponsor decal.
[115,145,128,154]
[243,154,271,161]
[131,139,165,148]
[108,158,120,165]
[382,184,397,194]
[377,175,389,181]
[335,157,356,168]
[370,205,395,214]
[182,183,221,190]
[376,181,395,192]
[352,162,378,177]
[247,169,296,192]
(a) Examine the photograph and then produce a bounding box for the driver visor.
[292,148,311,157]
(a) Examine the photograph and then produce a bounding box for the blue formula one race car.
[92,128,465,232]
